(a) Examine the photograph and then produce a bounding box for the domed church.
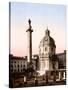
[38,27,58,75]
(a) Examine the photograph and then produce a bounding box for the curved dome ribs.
[40,36,56,48]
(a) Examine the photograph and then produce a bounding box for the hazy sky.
[10,2,66,56]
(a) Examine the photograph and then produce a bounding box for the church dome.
[40,28,56,48]
[49,36,56,47]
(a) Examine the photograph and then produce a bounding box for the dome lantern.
[45,27,50,36]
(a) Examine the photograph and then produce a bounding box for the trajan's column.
[26,19,33,65]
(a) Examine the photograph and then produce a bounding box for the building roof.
[9,54,39,61]
[56,50,66,56]
[9,54,26,60]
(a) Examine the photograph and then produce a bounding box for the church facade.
[38,28,58,75]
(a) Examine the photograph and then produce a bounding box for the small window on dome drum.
[45,47,47,51]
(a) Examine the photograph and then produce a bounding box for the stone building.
[38,28,59,75]
[9,54,39,73]
[9,54,27,73]
[57,50,66,69]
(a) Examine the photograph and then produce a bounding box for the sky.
[10,2,66,56]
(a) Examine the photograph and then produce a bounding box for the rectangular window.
[14,61,16,63]
[18,69,19,71]
[23,65,25,67]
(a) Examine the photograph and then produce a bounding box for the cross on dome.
[28,19,31,25]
